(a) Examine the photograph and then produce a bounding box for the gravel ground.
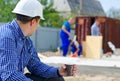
[47,64,120,81]
[40,51,120,81]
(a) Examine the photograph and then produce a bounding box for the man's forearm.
[62,26,70,36]
[27,56,59,78]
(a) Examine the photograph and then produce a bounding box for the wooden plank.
[86,36,103,59]
[82,41,86,57]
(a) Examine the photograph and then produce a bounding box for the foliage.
[0,0,67,28]
[0,0,18,22]
[40,0,67,28]
[107,8,120,19]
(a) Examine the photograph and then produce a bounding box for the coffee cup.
[65,64,74,76]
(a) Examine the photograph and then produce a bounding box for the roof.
[67,0,80,12]
[55,0,106,16]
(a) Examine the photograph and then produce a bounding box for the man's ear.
[30,19,36,26]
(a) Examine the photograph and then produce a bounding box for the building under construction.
[75,16,120,55]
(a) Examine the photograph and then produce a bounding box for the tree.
[0,0,66,28]
[107,8,120,19]
[40,0,66,28]
[0,0,18,22]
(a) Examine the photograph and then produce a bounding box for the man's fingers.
[72,65,77,76]
[62,65,66,69]
[73,65,77,71]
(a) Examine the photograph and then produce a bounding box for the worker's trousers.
[71,44,82,56]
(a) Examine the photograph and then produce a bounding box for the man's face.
[98,17,106,23]
[70,19,75,24]
[101,18,106,23]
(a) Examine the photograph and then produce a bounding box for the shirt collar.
[11,19,26,39]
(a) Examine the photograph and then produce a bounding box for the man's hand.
[62,26,71,37]
[58,65,77,77]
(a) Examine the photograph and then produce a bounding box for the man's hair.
[95,16,99,20]
[16,14,40,24]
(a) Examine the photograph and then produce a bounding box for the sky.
[98,0,120,12]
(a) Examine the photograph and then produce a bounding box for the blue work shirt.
[60,21,71,39]
[60,21,71,53]
[91,23,100,36]
[0,20,59,81]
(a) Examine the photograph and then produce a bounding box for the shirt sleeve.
[62,21,69,31]
[0,33,32,81]
[91,25,96,35]
[27,39,59,78]
[73,40,79,48]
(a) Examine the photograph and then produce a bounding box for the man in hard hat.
[0,0,77,81]
[60,18,75,56]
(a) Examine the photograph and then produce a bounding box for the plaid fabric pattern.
[0,20,58,81]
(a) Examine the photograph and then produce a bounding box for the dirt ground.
[41,51,120,81]
[41,51,62,57]
[48,63,120,81]
[64,75,120,81]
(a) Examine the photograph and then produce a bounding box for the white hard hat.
[12,0,45,20]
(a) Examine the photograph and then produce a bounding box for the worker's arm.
[27,39,59,78]
[74,41,80,54]
[91,26,96,36]
[0,31,32,81]
[62,26,71,36]
[75,46,80,54]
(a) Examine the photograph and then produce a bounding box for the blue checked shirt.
[0,20,59,81]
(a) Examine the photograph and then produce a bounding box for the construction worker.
[91,17,101,36]
[60,18,75,56]
[91,17,106,36]
[0,0,77,81]
[70,40,82,57]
